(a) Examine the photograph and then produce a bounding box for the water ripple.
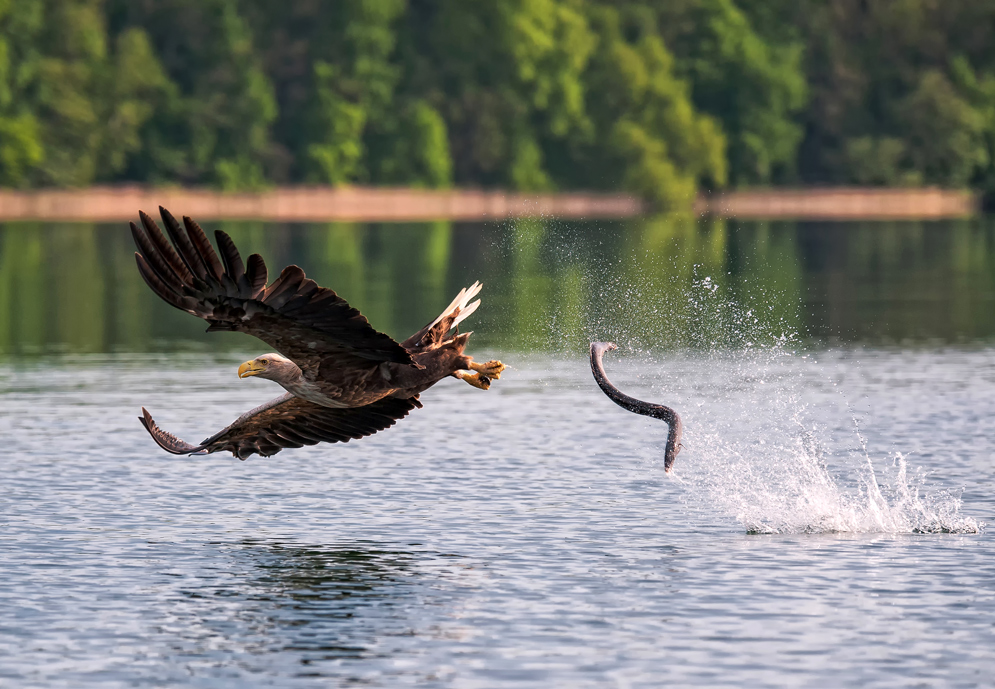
[1,350,993,687]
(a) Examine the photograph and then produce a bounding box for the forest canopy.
[1,0,994,207]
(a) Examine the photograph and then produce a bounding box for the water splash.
[500,217,981,535]
[661,277,982,536]
[677,438,981,535]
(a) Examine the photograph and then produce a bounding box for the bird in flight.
[132,206,505,459]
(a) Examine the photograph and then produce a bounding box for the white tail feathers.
[457,281,482,311]
[451,299,480,329]
[429,281,482,331]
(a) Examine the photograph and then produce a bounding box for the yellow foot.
[455,369,491,390]
[469,359,506,380]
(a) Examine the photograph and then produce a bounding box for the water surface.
[1,217,994,687]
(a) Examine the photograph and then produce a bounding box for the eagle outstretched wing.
[131,206,413,367]
[140,393,422,460]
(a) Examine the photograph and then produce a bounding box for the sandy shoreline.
[0,185,979,222]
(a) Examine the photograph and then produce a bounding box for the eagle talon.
[469,359,506,380]
[455,369,491,390]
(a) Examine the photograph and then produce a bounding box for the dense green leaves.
[656,0,807,185]
[581,4,726,206]
[108,0,277,188]
[799,0,995,194]
[0,1,44,186]
[0,0,993,202]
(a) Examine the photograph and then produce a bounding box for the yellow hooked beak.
[238,359,267,378]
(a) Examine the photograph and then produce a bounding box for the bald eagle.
[132,206,505,459]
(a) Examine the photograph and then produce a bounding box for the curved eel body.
[589,342,683,472]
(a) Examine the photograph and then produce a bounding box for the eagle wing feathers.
[140,394,421,460]
[133,206,412,367]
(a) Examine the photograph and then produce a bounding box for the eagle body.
[132,207,504,459]
[248,335,475,408]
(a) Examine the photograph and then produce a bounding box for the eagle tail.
[430,281,481,331]
[401,282,482,350]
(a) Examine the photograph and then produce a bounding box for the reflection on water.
[1,347,993,687]
[1,216,994,355]
[172,541,441,669]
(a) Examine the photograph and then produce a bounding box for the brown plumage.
[134,206,506,459]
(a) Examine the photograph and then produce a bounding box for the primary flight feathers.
[131,208,411,364]
[139,395,421,460]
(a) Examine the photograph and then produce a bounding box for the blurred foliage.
[2,0,995,201]
[106,0,277,188]
[799,0,995,199]
[656,0,807,185]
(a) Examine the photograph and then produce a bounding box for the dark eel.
[589,342,683,472]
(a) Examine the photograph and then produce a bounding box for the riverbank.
[0,186,643,222]
[0,185,980,222]
[697,187,979,220]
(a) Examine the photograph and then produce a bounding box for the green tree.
[9,0,995,199]
[397,0,723,207]
[576,3,726,207]
[951,56,995,200]
[656,0,807,185]
[366,99,452,187]
[0,0,179,187]
[29,1,170,186]
[32,0,108,186]
[301,0,407,185]
[799,0,995,189]
[395,0,594,191]
[102,28,177,180]
[108,0,276,189]
[0,0,44,186]
[243,0,451,187]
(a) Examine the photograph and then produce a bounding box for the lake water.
[1,216,994,687]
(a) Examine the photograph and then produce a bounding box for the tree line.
[1,0,994,207]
